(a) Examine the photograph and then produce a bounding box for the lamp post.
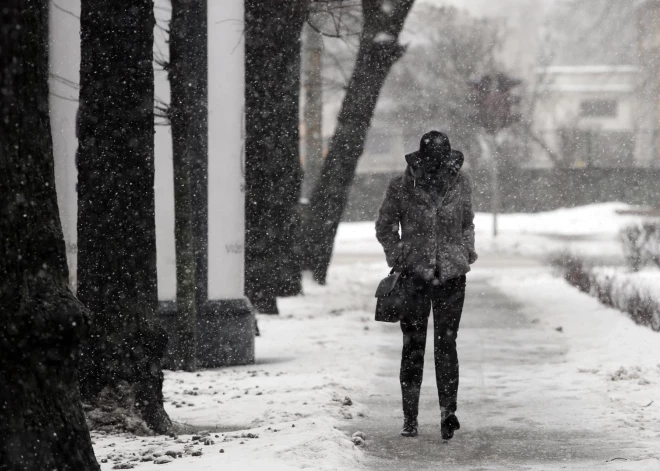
[469,73,521,238]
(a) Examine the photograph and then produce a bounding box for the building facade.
[530,66,646,168]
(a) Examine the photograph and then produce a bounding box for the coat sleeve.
[375,178,403,267]
[462,174,478,264]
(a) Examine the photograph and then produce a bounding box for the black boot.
[441,409,460,440]
[401,416,418,437]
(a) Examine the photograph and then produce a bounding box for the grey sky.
[414,0,562,77]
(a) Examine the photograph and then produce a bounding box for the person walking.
[375,131,477,440]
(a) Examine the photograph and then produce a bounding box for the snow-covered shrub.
[552,253,660,332]
[619,224,645,271]
[590,268,660,331]
[549,252,592,294]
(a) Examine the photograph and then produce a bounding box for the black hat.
[419,131,451,159]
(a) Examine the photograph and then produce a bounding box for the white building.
[530,66,650,168]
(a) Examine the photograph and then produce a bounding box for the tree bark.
[306,0,415,284]
[245,0,307,313]
[169,0,207,371]
[0,2,99,469]
[302,21,324,201]
[77,0,171,434]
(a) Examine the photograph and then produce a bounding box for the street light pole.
[492,151,499,238]
[479,133,499,238]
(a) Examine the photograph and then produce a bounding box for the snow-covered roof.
[540,84,637,93]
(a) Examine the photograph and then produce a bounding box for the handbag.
[374,269,405,323]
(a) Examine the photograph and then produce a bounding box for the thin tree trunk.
[77,0,171,434]
[306,0,415,284]
[0,2,99,469]
[169,0,207,371]
[244,0,307,313]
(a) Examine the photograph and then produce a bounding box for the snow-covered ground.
[587,266,660,331]
[336,202,647,260]
[93,263,389,471]
[493,269,660,430]
[95,203,660,470]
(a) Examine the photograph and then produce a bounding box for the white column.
[207,0,245,300]
[154,0,176,301]
[49,0,81,288]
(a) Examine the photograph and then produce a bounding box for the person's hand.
[387,244,404,271]
[392,245,406,272]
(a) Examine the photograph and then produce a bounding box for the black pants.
[399,275,466,419]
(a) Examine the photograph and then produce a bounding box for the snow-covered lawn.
[336,202,647,259]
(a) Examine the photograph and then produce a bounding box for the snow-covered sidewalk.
[94,258,660,470]
[94,204,660,470]
[94,262,389,471]
[493,269,660,460]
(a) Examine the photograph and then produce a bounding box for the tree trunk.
[169,0,207,371]
[77,0,171,434]
[306,0,415,284]
[301,21,324,201]
[245,0,307,313]
[0,2,99,469]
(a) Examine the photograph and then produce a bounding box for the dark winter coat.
[375,156,477,283]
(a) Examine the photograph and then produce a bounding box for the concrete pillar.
[159,0,253,367]
[203,0,254,366]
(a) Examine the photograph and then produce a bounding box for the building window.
[579,99,617,118]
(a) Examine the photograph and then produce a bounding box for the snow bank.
[93,417,362,471]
